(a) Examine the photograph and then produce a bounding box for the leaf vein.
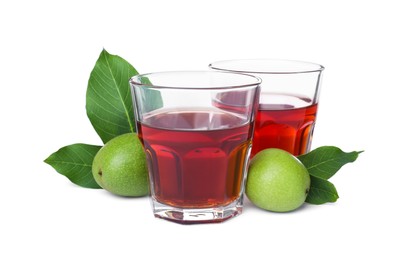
[103,51,134,133]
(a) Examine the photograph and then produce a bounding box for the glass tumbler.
[130,71,261,224]
[210,59,324,156]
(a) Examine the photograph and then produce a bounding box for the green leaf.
[298,146,363,180]
[306,175,339,205]
[86,49,138,143]
[44,144,102,189]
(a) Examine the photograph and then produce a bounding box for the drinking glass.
[209,59,324,156]
[130,71,261,224]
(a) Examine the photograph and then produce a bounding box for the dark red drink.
[137,109,253,209]
[251,94,318,157]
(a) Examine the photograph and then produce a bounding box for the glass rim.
[129,70,261,90]
[209,59,324,74]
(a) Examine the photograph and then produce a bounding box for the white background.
[1,0,412,259]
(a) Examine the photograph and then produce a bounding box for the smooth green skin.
[246,148,310,212]
[92,133,149,197]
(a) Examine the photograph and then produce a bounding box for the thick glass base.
[151,197,243,224]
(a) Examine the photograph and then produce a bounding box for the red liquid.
[137,109,253,208]
[251,95,318,157]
